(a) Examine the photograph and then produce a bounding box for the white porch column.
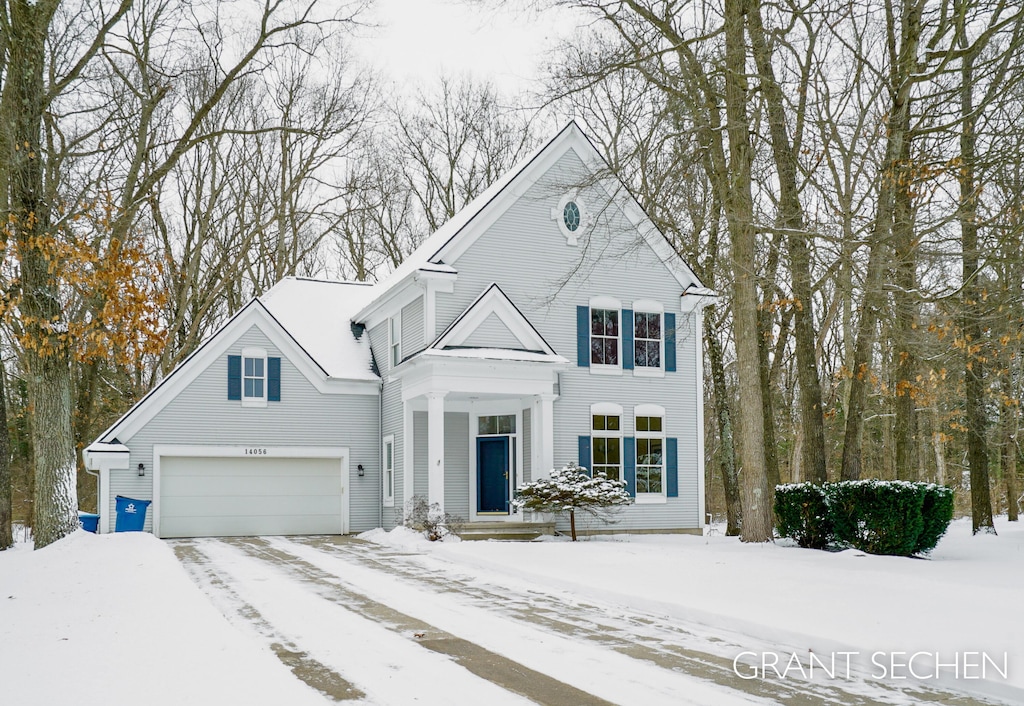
[426,392,447,510]
[537,393,556,479]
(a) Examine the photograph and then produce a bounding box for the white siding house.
[85,122,715,538]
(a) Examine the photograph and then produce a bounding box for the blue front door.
[477,436,510,514]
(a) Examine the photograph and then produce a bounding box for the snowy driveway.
[169,535,994,706]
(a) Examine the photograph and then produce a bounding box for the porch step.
[456,521,556,541]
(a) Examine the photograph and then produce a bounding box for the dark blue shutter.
[267,357,281,402]
[622,309,634,370]
[577,306,590,367]
[227,355,241,400]
[624,436,636,497]
[578,435,591,475]
[666,437,678,497]
[665,312,677,372]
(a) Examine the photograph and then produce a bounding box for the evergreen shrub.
[773,480,954,556]
[915,484,955,554]
[774,483,831,549]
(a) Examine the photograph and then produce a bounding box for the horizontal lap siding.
[437,150,701,531]
[119,326,381,533]
[369,320,404,529]
[444,413,470,520]
[402,296,424,355]
[462,313,523,349]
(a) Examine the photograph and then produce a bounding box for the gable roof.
[432,283,558,355]
[260,277,377,381]
[354,121,707,324]
[96,287,379,444]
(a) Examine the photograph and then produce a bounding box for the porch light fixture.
[137,463,145,477]
[357,464,365,477]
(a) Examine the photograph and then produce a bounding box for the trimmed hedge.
[774,480,954,556]
[915,484,955,554]
[774,483,831,549]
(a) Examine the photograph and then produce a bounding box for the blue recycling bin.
[78,511,100,533]
[114,495,151,532]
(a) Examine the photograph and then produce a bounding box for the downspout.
[378,379,383,529]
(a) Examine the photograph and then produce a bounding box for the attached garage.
[154,446,348,538]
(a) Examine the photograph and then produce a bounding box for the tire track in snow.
[210,536,612,706]
[171,541,365,702]
[284,536,995,706]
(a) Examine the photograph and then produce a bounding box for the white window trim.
[551,193,587,246]
[634,405,667,503]
[631,300,666,378]
[389,313,402,370]
[590,402,623,481]
[241,347,267,408]
[588,296,622,375]
[383,435,395,507]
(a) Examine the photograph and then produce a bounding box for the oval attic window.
[563,201,581,232]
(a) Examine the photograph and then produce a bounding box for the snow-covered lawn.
[1,517,1020,705]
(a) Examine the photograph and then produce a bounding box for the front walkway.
[171,536,995,705]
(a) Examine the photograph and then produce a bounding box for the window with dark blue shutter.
[665,312,677,372]
[267,357,281,402]
[666,437,679,497]
[622,309,634,370]
[624,436,636,497]
[578,435,591,475]
[576,306,590,367]
[227,355,242,400]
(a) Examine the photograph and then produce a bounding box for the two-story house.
[84,122,715,538]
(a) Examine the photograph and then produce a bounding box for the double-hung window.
[241,347,267,407]
[631,300,664,374]
[635,405,665,498]
[591,404,622,481]
[383,435,395,507]
[389,314,401,368]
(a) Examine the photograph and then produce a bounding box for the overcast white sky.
[356,0,580,92]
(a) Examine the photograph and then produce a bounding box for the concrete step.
[456,521,556,541]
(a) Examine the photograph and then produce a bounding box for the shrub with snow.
[775,480,955,556]
[404,495,464,541]
[512,463,632,541]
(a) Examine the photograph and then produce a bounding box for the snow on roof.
[260,277,379,381]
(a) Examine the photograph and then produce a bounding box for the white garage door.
[159,456,344,538]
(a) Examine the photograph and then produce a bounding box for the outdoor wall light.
[137,463,145,477]
[357,464,365,477]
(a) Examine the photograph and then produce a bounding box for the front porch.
[396,351,566,529]
[456,520,557,541]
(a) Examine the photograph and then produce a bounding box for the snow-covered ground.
[1,517,1020,705]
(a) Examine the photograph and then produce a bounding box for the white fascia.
[358,267,457,335]
[680,286,720,313]
[433,128,590,265]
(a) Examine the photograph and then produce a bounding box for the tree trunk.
[706,314,742,535]
[841,0,922,482]
[0,359,12,550]
[569,508,578,541]
[725,0,772,542]
[892,134,919,481]
[1,0,79,549]
[959,48,996,535]
[1001,400,1018,522]
[746,0,827,485]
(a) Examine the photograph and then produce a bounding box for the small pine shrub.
[774,483,831,549]
[827,480,926,556]
[915,484,955,554]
